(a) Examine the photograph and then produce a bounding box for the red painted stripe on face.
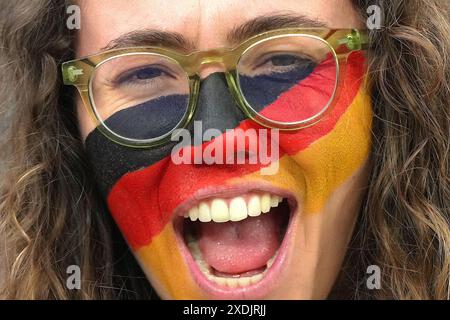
[107,52,367,249]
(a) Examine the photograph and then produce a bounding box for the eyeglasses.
[62,28,368,148]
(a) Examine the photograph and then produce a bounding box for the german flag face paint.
[85,51,372,299]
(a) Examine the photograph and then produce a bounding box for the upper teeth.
[184,193,283,223]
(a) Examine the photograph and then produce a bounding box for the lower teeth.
[188,240,278,288]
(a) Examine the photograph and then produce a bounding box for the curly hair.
[0,0,448,299]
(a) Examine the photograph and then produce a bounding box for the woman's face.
[76,0,372,299]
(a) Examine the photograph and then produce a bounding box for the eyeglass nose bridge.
[200,56,224,64]
[197,57,228,79]
[185,48,241,76]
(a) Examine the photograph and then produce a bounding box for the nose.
[198,59,227,79]
[189,73,247,140]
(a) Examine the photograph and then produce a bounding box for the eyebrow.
[101,30,195,52]
[101,13,328,52]
[227,13,328,45]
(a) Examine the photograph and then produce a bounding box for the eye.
[266,54,315,69]
[254,53,317,75]
[115,65,170,86]
[269,54,303,67]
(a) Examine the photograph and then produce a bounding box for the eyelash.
[253,52,316,71]
[114,65,174,86]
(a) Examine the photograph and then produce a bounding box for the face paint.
[106,94,189,140]
[85,51,371,298]
[240,54,336,123]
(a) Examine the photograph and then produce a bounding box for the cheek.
[135,224,208,299]
[229,85,373,215]
[289,89,372,214]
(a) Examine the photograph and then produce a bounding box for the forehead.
[76,0,362,56]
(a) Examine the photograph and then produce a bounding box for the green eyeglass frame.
[62,28,368,148]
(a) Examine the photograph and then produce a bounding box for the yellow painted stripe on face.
[136,224,207,299]
[229,85,373,214]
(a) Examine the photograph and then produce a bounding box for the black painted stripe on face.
[85,68,307,195]
[238,63,316,112]
[106,94,189,140]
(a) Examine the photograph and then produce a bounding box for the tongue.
[198,207,283,274]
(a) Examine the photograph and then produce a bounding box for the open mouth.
[174,188,297,298]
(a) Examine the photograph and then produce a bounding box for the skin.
[75,0,372,299]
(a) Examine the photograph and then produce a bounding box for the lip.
[173,182,298,299]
